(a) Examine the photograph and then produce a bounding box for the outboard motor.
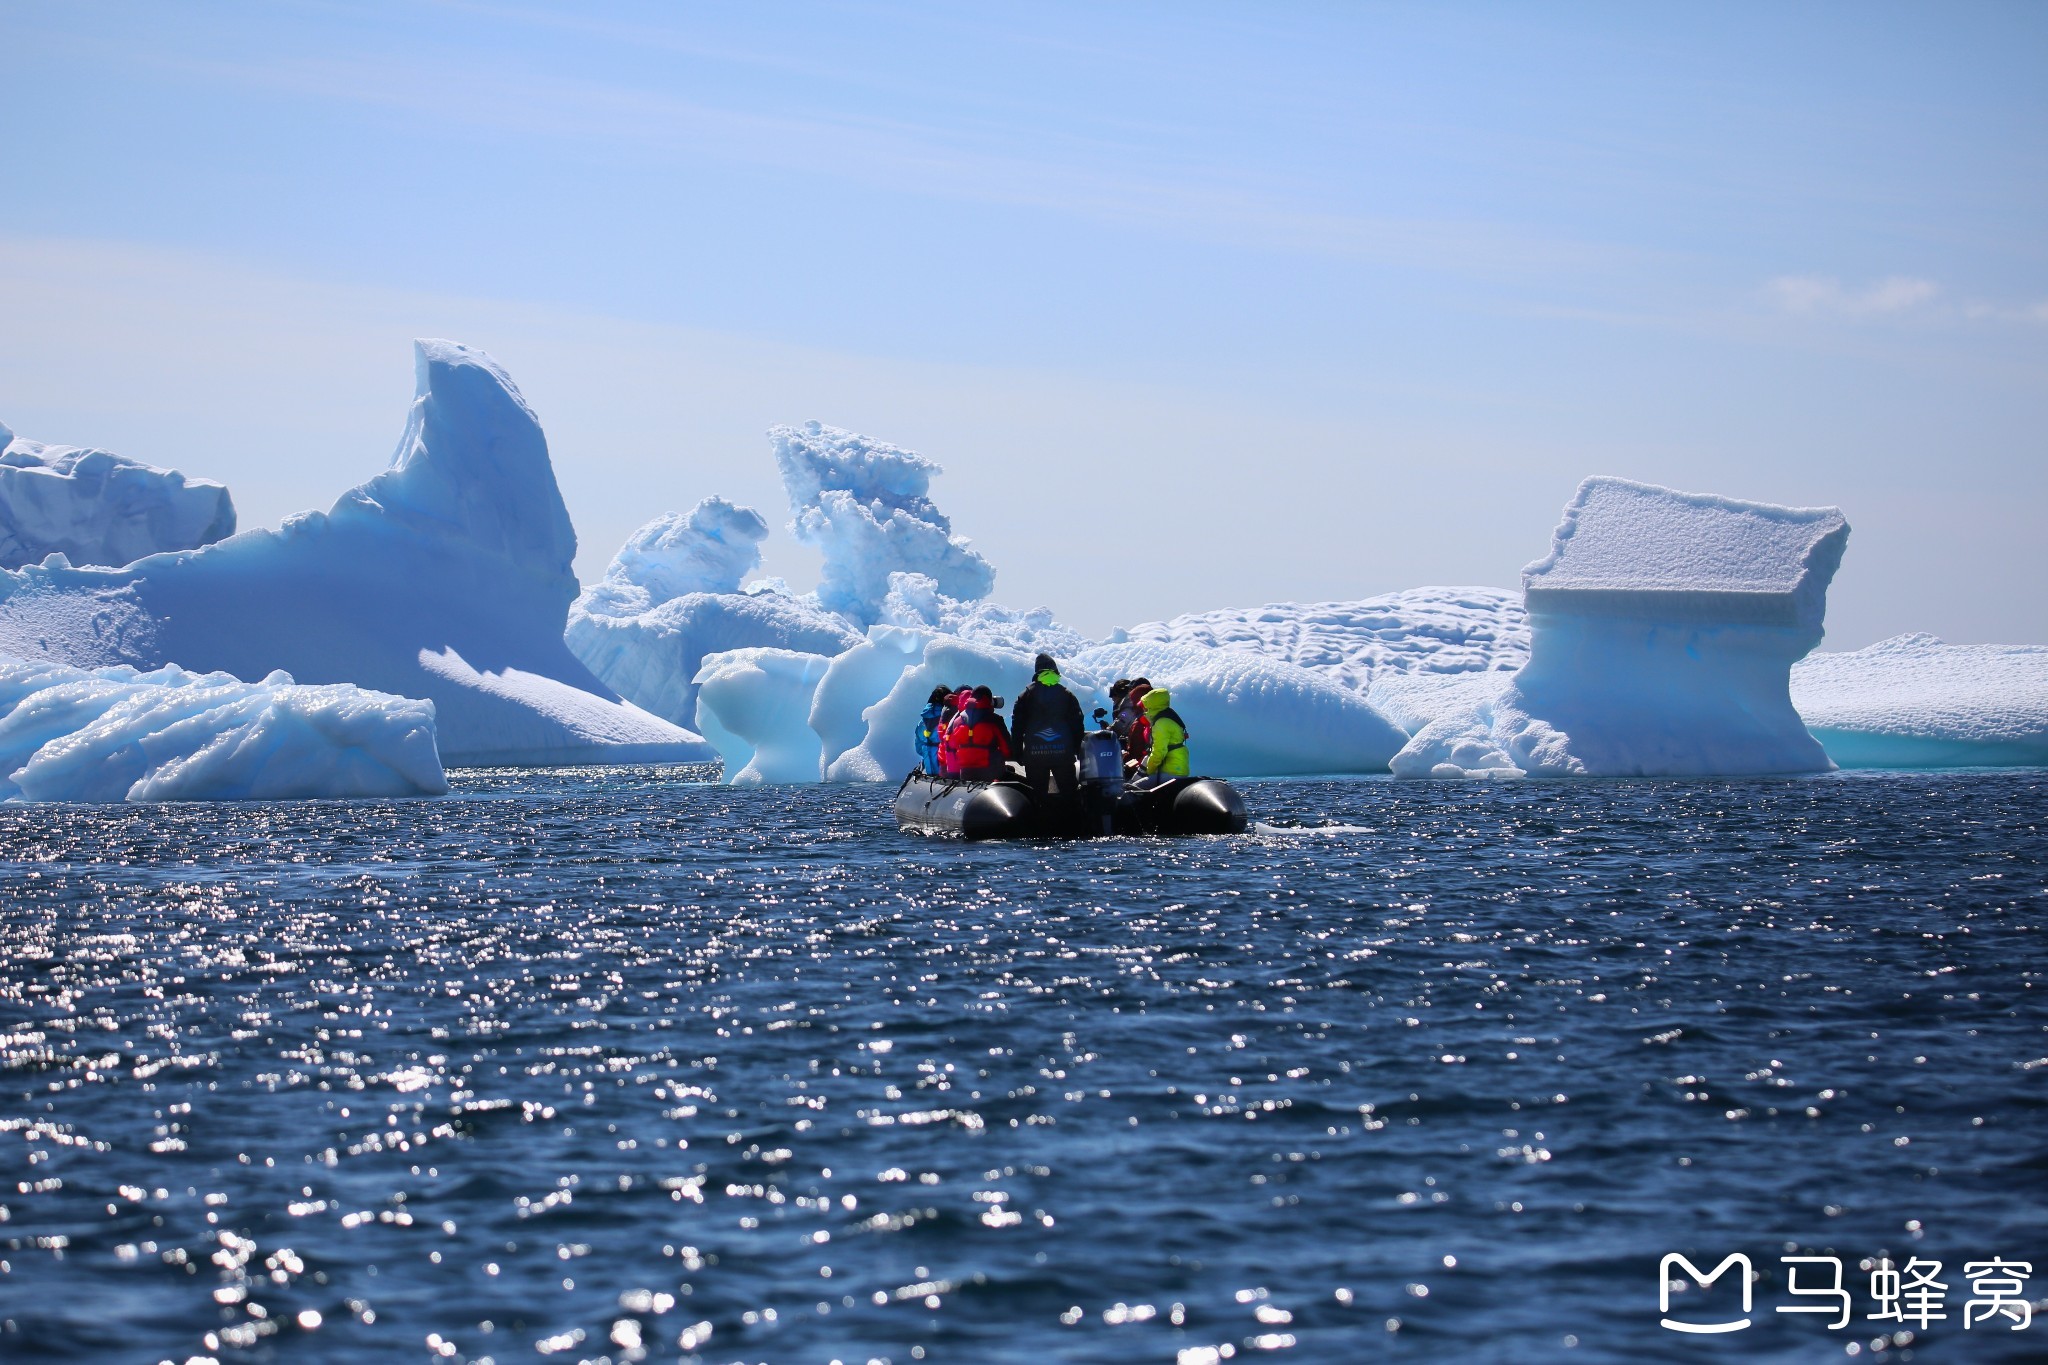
[1078,728,1125,835]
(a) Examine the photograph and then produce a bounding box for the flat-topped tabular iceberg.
[1392,478,1850,778]
[0,421,235,570]
[0,655,447,801]
[1791,633,2048,768]
[0,342,708,766]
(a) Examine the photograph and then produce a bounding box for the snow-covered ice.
[571,421,1079,746]
[691,624,1410,786]
[772,421,994,626]
[0,655,446,802]
[0,341,708,766]
[0,420,235,570]
[1791,633,2048,768]
[1391,478,1849,778]
[596,498,770,601]
[880,571,1092,657]
[1126,586,1529,691]
[568,498,860,728]
[16,346,2036,786]
[1072,641,1407,778]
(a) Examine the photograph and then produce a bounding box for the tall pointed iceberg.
[0,341,708,766]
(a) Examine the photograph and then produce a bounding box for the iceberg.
[772,420,994,626]
[569,422,1074,744]
[0,341,708,766]
[0,655,446,802]
[690,647,836,785]
[810,626,935,781]
[567,499,860,728]
[819,633,1049,785]
[596,497,771,601]
[1372,672,1524,780]
[1073,641,1407,778]
[879,571,1092,658]
[1126,586,1529,691]
[691,618,1413,786]
[690,631,1046,786]
[1791,633,2048,768]
[1391,478,1849,778]
[0,421,235,570]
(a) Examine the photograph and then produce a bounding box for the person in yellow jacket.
[1140,686,1191,781]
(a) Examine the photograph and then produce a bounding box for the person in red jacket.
[940,686,1012,779]
[1122,679,1154,770]
[936,689,972,775]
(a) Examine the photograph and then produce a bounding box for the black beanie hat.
[1034,653,1057,674]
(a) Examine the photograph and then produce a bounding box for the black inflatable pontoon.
[894,730,1248,840]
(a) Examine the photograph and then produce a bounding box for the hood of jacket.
[1141,687,1172,717]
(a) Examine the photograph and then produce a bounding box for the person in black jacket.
[1010,652,1084,797]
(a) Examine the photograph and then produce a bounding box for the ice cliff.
[1389,478,1849,778]
[0,421,235,570]
[0,656,447,802]
[0,342,708,766]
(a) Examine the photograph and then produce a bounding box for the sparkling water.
[3,770,2043,1362]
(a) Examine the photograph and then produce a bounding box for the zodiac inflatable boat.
[893,730,1248,840]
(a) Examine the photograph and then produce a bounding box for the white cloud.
[1766,274,1939,318]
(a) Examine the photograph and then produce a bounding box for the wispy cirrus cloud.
[1766,274,1939,317]
[1766,275,2048,325]
[136,48,1649,280]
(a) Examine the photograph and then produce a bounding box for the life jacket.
[943,705,1011,774]
[1142,688,1190,777]
[1125,712,1152,765]
[914,701,947,769]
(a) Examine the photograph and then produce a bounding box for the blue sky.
[2,0,2044,645]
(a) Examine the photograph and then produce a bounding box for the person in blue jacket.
[913,684,954,774]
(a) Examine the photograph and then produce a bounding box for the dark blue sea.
[3,770,2044,1364]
